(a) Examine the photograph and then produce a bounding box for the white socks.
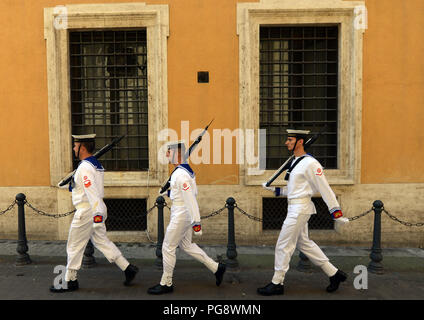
[115,255,130,271]
[65,269,77,282]
[160,272,173,287]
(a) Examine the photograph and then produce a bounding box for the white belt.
[75,202,91,210]
[288,198,311,205]
[171,201,185,207]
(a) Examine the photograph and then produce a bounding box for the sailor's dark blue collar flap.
[178,163,195,177]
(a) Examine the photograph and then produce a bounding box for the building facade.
[0,0,423,247]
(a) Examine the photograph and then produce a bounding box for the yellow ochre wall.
[0,0,423,186]
[361,0,424,183]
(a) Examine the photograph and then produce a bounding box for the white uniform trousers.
[65,207,129,281]
[160,206,218,286]
[272,207,337,285]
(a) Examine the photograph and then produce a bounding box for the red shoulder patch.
[315,168,323,176]
[83,175,91,188]
[182,182,190,191]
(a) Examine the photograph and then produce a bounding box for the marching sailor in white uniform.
[50,134,138,292]
[147,141,226,295]
[258,129,349,296]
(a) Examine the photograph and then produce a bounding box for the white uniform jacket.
[169,164,201,224]
[70,156,107,222]
[275,155,340,215]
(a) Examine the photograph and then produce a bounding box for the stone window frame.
[237,0,365,186]
[44,3,169,188]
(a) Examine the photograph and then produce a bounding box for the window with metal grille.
[260,26,338,170]
[70,30,148,171]
[262,197,334,230]
[104,198,147,231]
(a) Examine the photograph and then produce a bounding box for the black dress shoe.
[147,283,174,295]
[124,264,139,286]
[215,262,226,286]
[257,282,284,296]
[49,279,79,293]
[326,270,347,292]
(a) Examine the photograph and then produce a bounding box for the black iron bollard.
[225,197,239,268]
[155,196,165,268]
[297,251,312,272]
[368,200,384,274]
[82,239,96,268]
[16,193,32,266]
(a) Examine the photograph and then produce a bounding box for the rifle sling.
[284,155,306,181]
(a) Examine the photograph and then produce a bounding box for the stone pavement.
[0,240,423,302]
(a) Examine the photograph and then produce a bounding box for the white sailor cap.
[72,134,96,142]
[286,129,310,138]
[167,140,186,153]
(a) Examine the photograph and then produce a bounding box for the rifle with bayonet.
[58,134,126,187]
[159,119,214,194]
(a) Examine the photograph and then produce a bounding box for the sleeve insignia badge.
[93,215,103,223]
[332,210,343,219]
[83,176,92,188]
[182,182,190,191]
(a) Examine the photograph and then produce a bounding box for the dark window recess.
[262,197,334,230]
[198,71,209,83]
[259,26,339,170]
[104,198,147,231]
[69,30,149,171]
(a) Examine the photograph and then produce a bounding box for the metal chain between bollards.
[236,204,377,224]
[0,200,17,216]
[200,206,227,220]
[24,199,423,228]
[162,204,226,221]
[233,204,263,222]
[347,208,373,222]
[23,199,160,220]
[347,205,424,227]
[382,208,424,227]
[7,197,411,227]
[24,200,76,218]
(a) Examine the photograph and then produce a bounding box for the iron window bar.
[70,29,149,171]
[259,25,339,169]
